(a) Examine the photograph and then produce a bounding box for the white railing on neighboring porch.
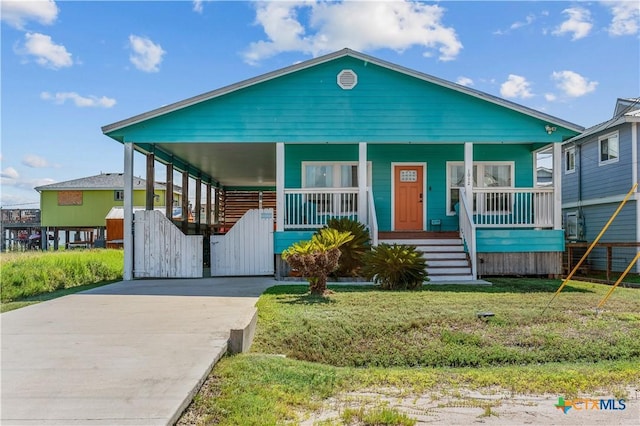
[284,188,359,229]
[458,188,477,280]
[472,188,554,228]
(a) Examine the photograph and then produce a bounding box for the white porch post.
[631,122,639,272]
[123,142,134,280]
[358,142,367,223]
[276,143,285,232]
[552,142,562,230]
[464,142,473,209]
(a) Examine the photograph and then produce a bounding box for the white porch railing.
[458,188,477,280]
[367,187,379,246]
[472,188,554,228]
[284,188,359,229]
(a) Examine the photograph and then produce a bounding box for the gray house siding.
[580,125,633,200]
[565,201,637,272]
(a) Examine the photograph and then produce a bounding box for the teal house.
[102,49,583,280]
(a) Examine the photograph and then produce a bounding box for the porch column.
[205,182,212,228]
[145,153,155,210]
[123,142,134,281]
[631,122,639,272]
[214,185,220,229]
[195,176,202,233]
[276,142,285,232]
[464,142,474,209]
[165,163,173,219]
[552,143,562,230]
[181,171,189,233]
[358,142,367,223]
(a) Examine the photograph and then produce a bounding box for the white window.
[446,162,514,215]
[114,190,124,201]
[301,162,371,214]
[565,147,575,174]
[599,132,619,165]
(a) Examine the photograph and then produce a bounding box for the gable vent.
[337,69,358,90]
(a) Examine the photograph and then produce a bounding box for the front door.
[394,164,424,230]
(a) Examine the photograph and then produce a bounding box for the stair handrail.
[458,188,477,280]
[367,187,379,246]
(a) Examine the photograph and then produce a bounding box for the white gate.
[210,208,274,276]
[134,210,203,278]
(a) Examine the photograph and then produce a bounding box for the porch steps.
[378,233,473,282]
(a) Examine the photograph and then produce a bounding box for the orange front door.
[394,165,424,230]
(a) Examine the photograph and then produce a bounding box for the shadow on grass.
[263,279,594,296]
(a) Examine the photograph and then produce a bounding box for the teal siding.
[477,229,565,252]
[284,143,536,232]
[274,231,315,253]
[107,56,577,144]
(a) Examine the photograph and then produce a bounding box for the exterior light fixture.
[545,125,557,135]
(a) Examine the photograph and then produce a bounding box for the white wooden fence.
[210,208,274,276]
[134,210,203,278]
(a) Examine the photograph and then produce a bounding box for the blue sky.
[1,0,639,207]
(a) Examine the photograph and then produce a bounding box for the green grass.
[0,250,123,310]
[180,278,640,425]
[252,279,640,367]
[0,282,113,313]
[180,354,640,426]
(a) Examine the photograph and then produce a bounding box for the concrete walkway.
[1,277,278,425]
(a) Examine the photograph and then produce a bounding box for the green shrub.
[282,229,354,295]
[361,243,428,290]
[322,217,370,277]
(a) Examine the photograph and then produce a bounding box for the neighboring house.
[35,173,182,248]
[102,48,583,280]
[562,97,640,271]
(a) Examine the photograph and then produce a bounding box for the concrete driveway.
[1,277,278,425]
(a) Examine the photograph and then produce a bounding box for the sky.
[1,0,639,208]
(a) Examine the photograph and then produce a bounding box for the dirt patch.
[302,386,640,425]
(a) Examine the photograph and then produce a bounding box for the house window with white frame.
[599,132,619,165]
[114,190,124,201]
[565,147,575,174]
[302,162,371,215]
[446,162,514,215]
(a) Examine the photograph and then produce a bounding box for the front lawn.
[180,279,640,425]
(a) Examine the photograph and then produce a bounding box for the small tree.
[282,228,354,295]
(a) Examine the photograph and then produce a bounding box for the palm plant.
[282,228,354,295]
[322,217,370,277]
[362,243,428,290]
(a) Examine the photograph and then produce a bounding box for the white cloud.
[553,7,593,40]
[604,1,639,36]
[193,0,203,14]
[456,76,473,87]
[495,13,536,35]
[18,32,73,69]
[545,93,557,102]
[500,74,534,99]
[0,0,58,29]
[128,35,166,72]
[244,0,462,65]
[40,91,117,108]
[22,154,51,168]
[1,167,20,179]
[552,70,598,97]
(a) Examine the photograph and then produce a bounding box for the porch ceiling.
[153,142,276,188]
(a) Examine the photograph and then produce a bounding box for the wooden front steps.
[378,232,473,282]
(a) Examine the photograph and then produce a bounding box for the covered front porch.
[115,139,563,281]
